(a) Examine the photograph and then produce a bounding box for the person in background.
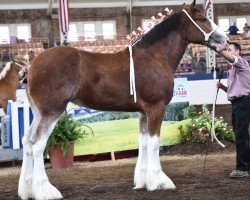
[216,42,250,178]
[243,23,249,30]
[228,22,239,35]
[242,25,250,39]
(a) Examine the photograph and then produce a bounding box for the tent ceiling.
[0,0,248,10]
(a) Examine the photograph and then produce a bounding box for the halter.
[182,9,218,42]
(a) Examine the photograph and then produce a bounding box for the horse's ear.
[190,0,196,12]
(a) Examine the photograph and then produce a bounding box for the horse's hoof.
[18,177,32,199]
[134,167,147,190]
[18,186,32,200]
[32,180,63,200]
[146,170,176,191]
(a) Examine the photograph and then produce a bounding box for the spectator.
[228,22,239,35]
[198,52,206,68]
[178,52,192,73]
[243,23,249,30]
[242,26,250,39]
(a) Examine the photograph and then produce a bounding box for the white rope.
[211,66,225,148]
[129,45,137,103]
[182,9,218,42]
[14,62,24,68]
[182,9,224,147]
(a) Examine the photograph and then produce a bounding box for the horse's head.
[10,60,28,82]
[183,0,228,49]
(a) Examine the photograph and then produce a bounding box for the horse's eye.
[200,18,206,23]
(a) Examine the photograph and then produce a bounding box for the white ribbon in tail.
[129,45,137,103]
[211,65,225,148]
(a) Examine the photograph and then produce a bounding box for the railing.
[0,42,44,61]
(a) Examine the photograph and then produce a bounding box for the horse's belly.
[72,90,140,112]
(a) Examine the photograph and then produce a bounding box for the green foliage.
[164,102,189,121]
[79,112,139,123]
[45,112,93,158]
[182,105,197,119]
[179,104,235,144]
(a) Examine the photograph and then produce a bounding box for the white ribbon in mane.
[129,45,137,103]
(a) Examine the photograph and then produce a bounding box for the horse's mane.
[0,62,12,80]
[134,10,183,48]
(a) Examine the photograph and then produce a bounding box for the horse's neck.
[134,20,188,73]
[148,33,188,72]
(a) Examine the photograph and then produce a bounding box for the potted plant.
[44,112,92,169]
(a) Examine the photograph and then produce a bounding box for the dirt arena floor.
[1,141,250,200]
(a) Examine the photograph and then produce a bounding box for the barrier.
[1,116,10,147]
[6,100,33,149]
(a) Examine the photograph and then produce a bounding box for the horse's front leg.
[145,103,175,191]
[134,113,148,189]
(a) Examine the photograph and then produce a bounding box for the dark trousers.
[231,96,250,171]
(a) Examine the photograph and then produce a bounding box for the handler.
[216,42,250,178]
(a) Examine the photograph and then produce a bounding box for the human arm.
[217,50,236,63]
[216,43,236,63]
[217,82,227,93]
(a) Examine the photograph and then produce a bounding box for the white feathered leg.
[18,116,40,200]
[31,120,63,200]
[146,135,175,191]
[134,133,148,189]
[18,135,34,199]
[134,114,148,189]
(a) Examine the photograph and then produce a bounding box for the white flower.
[220,116,223,119]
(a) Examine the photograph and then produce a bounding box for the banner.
[204,0,211,17]
[59,0,69,33]
[171,77,189,103]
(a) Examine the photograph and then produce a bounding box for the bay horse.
[0,62,21,114]
[18,1,228,199]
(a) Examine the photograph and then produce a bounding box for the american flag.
[204,0,211,17]
[59,0,69,32]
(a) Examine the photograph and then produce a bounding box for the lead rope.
[182,8,224,147]
[129,45,137,103]
[201,65,225,198]
[211,67,225,148]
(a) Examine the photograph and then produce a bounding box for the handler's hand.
[216,40,229,52]
[217,82,224,89]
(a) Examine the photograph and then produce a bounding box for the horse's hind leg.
[145,102,175,191]
[18,117,35,199]
[18,93,41,199]
[31,114,62,199]
[18,113,39,199]
[18,107,63,200]
[134,113,148,189]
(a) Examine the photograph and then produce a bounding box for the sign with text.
[171,77,189,103]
